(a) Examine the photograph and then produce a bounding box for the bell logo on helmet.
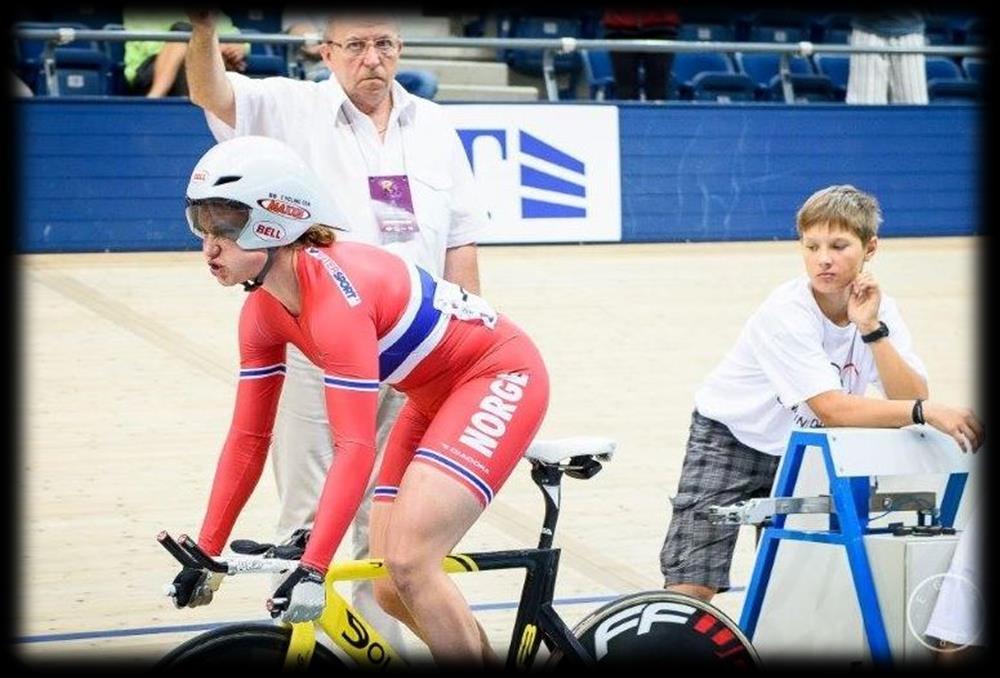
[257,198,312,220]
[253,222,286,241]
[192,170,208,182]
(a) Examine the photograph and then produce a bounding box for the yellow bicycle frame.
[284,555,480,670]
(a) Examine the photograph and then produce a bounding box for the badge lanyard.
[348,114,420,243]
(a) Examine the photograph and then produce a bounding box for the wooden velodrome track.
[19,236,980,665]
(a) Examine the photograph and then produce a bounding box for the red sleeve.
[298,294,380,573]
[197,296,287,555]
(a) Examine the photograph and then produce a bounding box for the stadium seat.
[813,53,850,100]
[42,48,112,95]
[581,49,615,100]
[501,15,583,99]
[13,20,112,95]
[237,27,277,56]
[99,23,127,95]
[926,56,980,103]
[926,55,964,80]
[503,16,583,77]
[671,51,730,94]
[734,52,834,102]
[243,53,288,78]
[225,27,291,79]
[679,9,744,41]
[395,69,439,100]
[687,71,756,102]
[305,67,439,100]
[14,20,86,81]
[961,57,984,83]
[677,22,736,42]
[671,52,754,102]
[811,14,852,44]
[745,10,810,44]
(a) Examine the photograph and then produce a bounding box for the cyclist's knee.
[373,579,408,618]
[384,550,430,598]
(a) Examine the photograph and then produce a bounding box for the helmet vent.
[214,175,242,186]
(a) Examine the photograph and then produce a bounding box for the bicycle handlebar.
[157,530,299,576]
[159,530,301,615]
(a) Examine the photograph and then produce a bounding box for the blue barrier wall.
[617,103,982,242]
[16,98,982,253]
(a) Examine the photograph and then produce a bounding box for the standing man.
[184,11,487,652]
[846,11,928,104]
[600,9,680,101]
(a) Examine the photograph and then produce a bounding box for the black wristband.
[861,321,890,344]
[912,399,925,425]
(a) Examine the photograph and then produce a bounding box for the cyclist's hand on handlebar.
[269,565,325,623]
[169,566,223,608]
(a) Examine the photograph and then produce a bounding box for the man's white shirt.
[205,72,487,274]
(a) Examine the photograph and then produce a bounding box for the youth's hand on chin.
[847,271,881,331]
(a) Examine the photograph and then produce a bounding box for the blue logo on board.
[458,129,586,219]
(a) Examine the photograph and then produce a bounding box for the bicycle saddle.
[525,437,617,466]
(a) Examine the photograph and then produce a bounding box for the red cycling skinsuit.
[197,242,549,573]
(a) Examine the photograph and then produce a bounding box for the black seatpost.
[530,462,564,549]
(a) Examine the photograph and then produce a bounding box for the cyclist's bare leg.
[371,502,499,665]
[477,624,500,665]
[370,502,426,640]
[382,464,492,665]
[666,582,717,602]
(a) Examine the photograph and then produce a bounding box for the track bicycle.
[156,437,759,669]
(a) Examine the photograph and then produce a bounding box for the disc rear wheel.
[554,591,760,667]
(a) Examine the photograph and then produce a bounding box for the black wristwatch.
[861,321,889,344]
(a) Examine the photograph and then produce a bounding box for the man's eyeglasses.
[324,37,400,58]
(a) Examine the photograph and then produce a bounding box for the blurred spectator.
[124,9,247,97]
[11,71,33,97]
[846,11,928,104]
[925,510,985,663]
[282,8,329,79]
[602,9,680,101]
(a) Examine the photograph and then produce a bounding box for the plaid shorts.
[660,410,781,591]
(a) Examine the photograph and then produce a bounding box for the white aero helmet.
[185,135,349,250]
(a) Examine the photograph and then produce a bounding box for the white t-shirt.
[694,275,928,457]
[205,73,487,276]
